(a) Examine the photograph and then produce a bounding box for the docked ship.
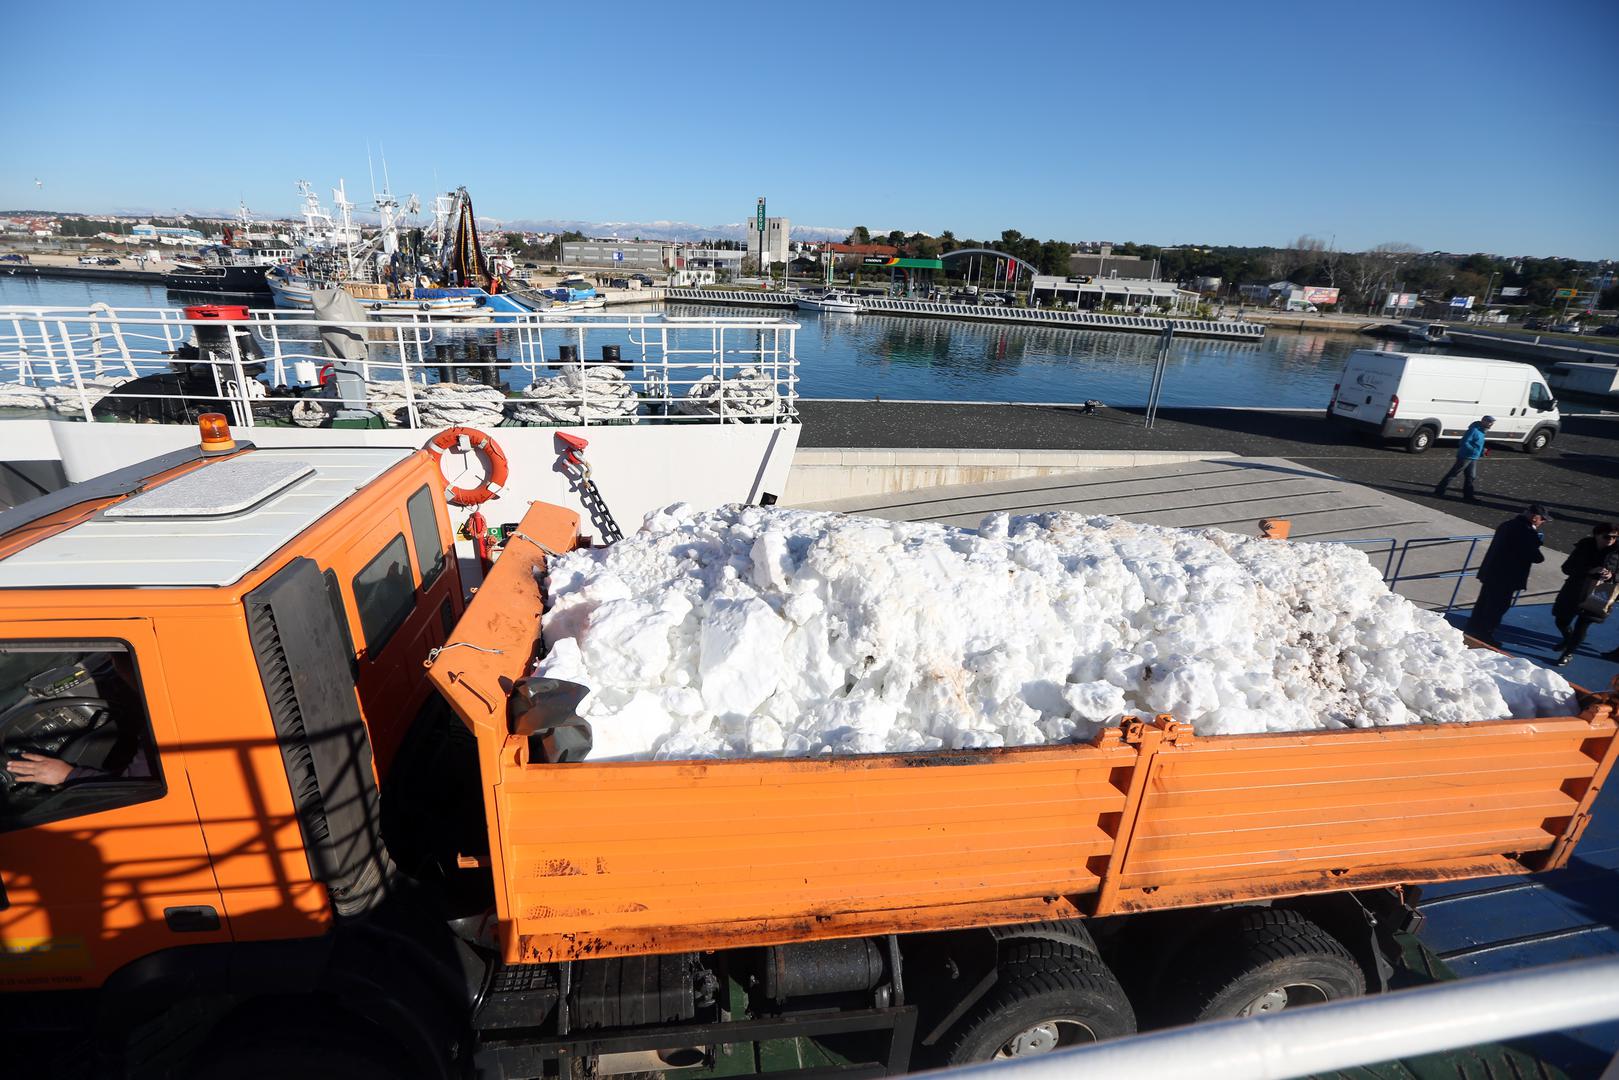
[164,243,295,295]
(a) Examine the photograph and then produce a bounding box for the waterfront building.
[130,223,205,242]
[1069,247,1156,280]
[1030,274,1198,312]
[673,247,746,274]
[748,217,790,266]
[560,238,668,271]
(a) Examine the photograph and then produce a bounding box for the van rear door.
[1333,352,1400,424]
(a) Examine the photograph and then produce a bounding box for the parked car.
[522,262,537,269]
[1549,322,1583,334]
[0,254,28,264]
[608,277,630,289]
[631,272,655,286]
[97,256,122,267]
[1593,324,1619,337]
[1523,318,1546,330]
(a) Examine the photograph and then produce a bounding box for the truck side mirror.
[509,677,593,763]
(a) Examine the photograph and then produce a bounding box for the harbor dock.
[667,287,1268,340]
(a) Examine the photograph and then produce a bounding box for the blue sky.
[3,0,1615,258]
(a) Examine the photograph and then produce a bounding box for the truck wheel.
[1406,426,1437,453]
[943,942,1135,1064]
[1163,908,1365,1023]
[1524,428,1553,454]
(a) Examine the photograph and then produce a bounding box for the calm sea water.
[0,274,1362,408]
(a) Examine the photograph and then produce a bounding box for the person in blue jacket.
[1433,415,1495,502]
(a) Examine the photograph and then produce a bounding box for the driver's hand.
[6,752,73,785]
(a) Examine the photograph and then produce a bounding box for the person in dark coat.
[1466,503,1551,646]
[1552,522,1619,666]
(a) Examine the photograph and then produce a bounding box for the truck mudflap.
[432,514,1619,965]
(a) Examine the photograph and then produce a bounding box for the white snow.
[534,505,1578,761]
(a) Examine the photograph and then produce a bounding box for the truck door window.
[406,485,446,589]
[0,641,162,833]
[352,533,414,654]
[1529,383,1555,411]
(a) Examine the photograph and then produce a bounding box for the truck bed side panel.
[503,744,1135,962]
[1099,715,1616,914]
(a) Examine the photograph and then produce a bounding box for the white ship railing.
[0,305,800,428]
[933,954,1619,1080]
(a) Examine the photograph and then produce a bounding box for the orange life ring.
[425,426,509,506]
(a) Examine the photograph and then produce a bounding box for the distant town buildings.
[559,238,666,271]
[130,223,205,242]
[748,217,790,266]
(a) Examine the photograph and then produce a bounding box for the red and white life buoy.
[425,426,508,506]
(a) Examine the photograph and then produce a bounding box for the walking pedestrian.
[1467,502,1551,647]
[1433,416,1495,502]
[1551,522,1619,666]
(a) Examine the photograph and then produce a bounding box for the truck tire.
[1406,426,1437,454]
[943,942,1135,1064]
[1524,427,1554,454]
[1162,908,1365,1023]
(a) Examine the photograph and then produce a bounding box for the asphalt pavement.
[796,402,1619,554]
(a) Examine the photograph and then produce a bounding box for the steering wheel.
[0,697,109,794]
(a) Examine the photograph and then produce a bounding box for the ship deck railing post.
[56,319,92,421]
[223,318,253,429]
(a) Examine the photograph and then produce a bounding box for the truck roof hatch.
[105,457,314,518]
[0,447,412,590]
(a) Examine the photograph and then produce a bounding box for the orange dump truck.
[1,426,1615,1078]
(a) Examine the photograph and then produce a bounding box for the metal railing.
[1331,534,1491,613]
[932,955,1619,1080]
[0,305,802,429]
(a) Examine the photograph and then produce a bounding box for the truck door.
[332,484,458,774]
[0,620,228,991]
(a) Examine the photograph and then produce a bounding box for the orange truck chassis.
[0,438,1612,1079]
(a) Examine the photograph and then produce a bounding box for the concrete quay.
[1,262,165,286]
[795,400,1619,558]
[1444,327,1619,365]
[666,288,1267,340]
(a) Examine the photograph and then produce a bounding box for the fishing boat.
[164,245,290,295]
[795,289,862,314]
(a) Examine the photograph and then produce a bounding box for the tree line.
[844,227,1613,313]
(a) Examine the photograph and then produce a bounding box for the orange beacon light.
[198,413,236,454]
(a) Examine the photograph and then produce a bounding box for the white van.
[1328,350,1560,453]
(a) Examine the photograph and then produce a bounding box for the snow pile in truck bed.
[533,505,1577,760]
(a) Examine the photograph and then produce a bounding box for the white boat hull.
[795,294,862,314]
[0,417,800,558]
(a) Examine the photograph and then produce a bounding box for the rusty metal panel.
[499,743,1135,961]
[1104,716,1615,913]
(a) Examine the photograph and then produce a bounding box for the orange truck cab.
[1,427,1615,1079]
